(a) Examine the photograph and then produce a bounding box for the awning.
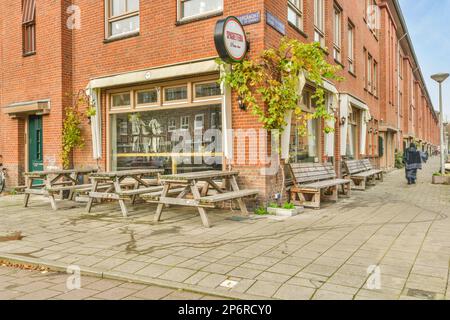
[88,58,219,89]
[3,100,50,117]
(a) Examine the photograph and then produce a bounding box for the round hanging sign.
[214,16,248,63]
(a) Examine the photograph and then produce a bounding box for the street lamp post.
[431,73,449,175]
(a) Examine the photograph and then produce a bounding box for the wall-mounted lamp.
[368,128,373,133]
[238,96,247,111]
[340,117,346,125]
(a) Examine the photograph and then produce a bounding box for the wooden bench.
[288,163,351,209]
[343,159,383,190]
[361,159,384,181]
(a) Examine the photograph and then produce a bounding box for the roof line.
[392,0,438,120]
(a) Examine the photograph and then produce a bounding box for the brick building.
[0,0,440,203]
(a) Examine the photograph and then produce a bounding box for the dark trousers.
[405,169,417,184]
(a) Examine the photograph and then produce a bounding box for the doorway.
[28,115,43,173]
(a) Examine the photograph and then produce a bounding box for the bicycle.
[0,156,5,194]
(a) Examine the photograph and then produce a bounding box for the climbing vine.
[61,90,91,169]
[218,37,343,201]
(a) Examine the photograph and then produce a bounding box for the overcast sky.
[399,0,450,121]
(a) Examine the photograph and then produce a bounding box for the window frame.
[22,0,36,56]
[333,4,342,62]
[135,88,159,108]
[288,0,303,31]
[193,81,223,102]
[111,92,132,109]
[163,85,189,105]
[314,0,325,47]
[177,0,224,22]
[105,0,140,39]
[347,21,355,74]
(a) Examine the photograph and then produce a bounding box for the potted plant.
[267,202,303,217]
[432,172,450,185]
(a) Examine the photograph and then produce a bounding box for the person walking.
[403,143,423,185]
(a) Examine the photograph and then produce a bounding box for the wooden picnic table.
[24,168,98,210]
[86,168,164,217]
[150,170,259,228]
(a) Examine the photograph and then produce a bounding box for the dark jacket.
[403,146,422,170]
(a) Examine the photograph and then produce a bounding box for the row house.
[0,0,440,202]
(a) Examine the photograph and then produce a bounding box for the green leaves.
[61,91,89,169]
[220,37,341,135]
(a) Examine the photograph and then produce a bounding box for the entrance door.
[28,115,43,173]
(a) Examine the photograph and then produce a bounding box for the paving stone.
[273,284,315,300]
[15,289,61,300]
[93,287,136,300]
[246,280,281,298]
[135,264,171,278]
[133,286,174,299]
[312,289,354,300]
[159,267,197,282]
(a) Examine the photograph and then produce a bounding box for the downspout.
[397,32,408,149]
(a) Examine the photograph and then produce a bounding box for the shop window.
[111,92,131,108]
[178,0,223,21]
[106,0,139,38]
[164,86,188,103]
[137,89,158,106]
[194,82,222,99]
[110,104,223,173]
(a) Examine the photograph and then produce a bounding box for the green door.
[28,115,43,174]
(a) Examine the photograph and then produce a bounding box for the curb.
[0,253,272,300]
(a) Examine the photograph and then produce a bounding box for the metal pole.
[439,82,445,175]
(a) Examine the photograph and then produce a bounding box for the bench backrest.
[361,159,374,170]
[289,163,337,185]
[344,160,367,175]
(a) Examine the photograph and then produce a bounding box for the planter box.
[432,175,450,185]
[268,206,303,217]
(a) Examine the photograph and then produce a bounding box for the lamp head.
[431,73,450,83]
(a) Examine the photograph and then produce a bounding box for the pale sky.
[399,0,450,121]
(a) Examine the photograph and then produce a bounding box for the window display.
[110,104,223,173]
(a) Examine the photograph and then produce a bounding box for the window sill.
[334,59,344,68]
[23,51,36,58]
[288,22,308,38]
[176,11,223,26]
[104,31,140,44]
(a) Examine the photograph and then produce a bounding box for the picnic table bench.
[144,170,259,228]
[343,159,383,190]
[23,168,98,210]
[86,169,164,217]
[288,163,351,209]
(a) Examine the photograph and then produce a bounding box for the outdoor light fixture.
[368,128,373,133]
[431,72,449,175]
[238,96,247,111]
[340,117,346,125]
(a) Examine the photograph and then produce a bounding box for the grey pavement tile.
[93,287,136,300]
[54,288,99,300]
[273,284,315,300]
[133,286,174,299]
[246,280,281,298]
[312,289,354,300]
[15,289,61,300]
[159,267,197,282]
[135,264,171,278]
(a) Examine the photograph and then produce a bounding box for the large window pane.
[127,0,139,12]
[110,15,139,36]
[181,0,223,19]
[111,0,126,16]
[110,105,223,173]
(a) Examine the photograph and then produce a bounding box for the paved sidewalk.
[0,265,222,300]
[0,157,449,300]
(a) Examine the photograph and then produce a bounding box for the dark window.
[22,0,36,55]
